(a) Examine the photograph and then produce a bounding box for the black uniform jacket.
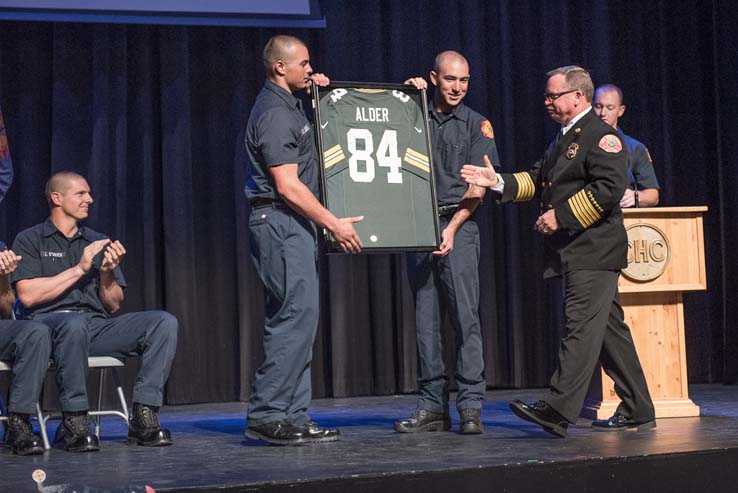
[498,109,629,278]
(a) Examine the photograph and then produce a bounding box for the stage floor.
[3,385,738,492]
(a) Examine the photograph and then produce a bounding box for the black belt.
[250,197,286,209]
[437,204,459,217]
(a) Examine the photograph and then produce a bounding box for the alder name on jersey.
[355,106,390,122]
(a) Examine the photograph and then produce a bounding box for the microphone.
[627,166,639,208]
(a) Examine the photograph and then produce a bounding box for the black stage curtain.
[0,0,736,404]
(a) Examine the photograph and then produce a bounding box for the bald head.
[263,35,307,74]
[46,171,85,206]
[433,50,468,74]
[594,84,624,105]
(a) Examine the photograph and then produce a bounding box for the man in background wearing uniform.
[12,172,178,452]
[243,35,363,445]
[0,113,51,456]
[594,84,660,207]
[396,51,499,435]
[462,66,655,437]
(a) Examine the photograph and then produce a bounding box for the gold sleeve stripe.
[323,144,345,169]
[405,147,429,163]
[324,152,346,169]
[570,193,598,227]
[323,144,342,158]
[573,190,600,225]
[513,172,535,201]
[568,189,601,228]
[403,155,430,173]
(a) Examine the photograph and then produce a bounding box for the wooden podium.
[582,206,707,419]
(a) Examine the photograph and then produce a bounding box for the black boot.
[128,402,172,447]
[4,413,45,455]
[459,408,484,434]
[54,412,100,452]
[394,409,451,433]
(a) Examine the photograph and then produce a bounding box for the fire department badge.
[566,143,579,160]
[598,134,623,153]
[481,120,494,139]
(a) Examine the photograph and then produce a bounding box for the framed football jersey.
[313,82,441,252]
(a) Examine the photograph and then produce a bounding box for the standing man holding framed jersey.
[396,51,500,435]
[243,35,363,446]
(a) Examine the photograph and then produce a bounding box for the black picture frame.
[312,81,441,253]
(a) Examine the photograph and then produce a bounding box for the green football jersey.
[319,88,438,250]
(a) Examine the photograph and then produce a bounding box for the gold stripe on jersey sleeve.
[324,152,346,169]
[405,147,429,163]
[323,144,346,169]
[513,172,535,201]
[323,144,341,159]
[568,189,601,228]
[403,147,430,173]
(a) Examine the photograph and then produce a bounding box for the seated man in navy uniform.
[11,171,178,452]
[593,84,660,207]
[1,246,52,456]
[0,111,50,456]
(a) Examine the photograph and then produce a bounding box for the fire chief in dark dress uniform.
[462,66,655,437]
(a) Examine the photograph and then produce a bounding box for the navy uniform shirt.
[618,129,661,191]
[10,218,127,317]
[245,80,319,202]
[429,102,500,206]
[0,240,5,251]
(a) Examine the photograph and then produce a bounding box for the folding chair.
[0,360,51,450]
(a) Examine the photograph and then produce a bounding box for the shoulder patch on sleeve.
[598,134,623,153]
[645,147,653,163]
[481,120,495,139]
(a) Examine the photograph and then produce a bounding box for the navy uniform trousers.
[546,270,655,423]
[246,204,319,427]
[406,216,485,413]
[33,311,178,412]
[0,319,51,414]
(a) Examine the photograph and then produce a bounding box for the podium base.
[582,398,701,420]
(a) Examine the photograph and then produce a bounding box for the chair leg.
[111,368,129,422]
[95,369,105,437]
[36,402,50,451]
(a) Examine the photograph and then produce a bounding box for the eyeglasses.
[544,89,578,102]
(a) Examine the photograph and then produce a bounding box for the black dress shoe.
[592,412,656,432]
[459,408,483,434]
[394,409,451,433]
[301,421,340,443]
[509,400,569,438]
[245,420,305,445]
[4,413,45,456]
[128,403,173,447]
[55,413,100,452]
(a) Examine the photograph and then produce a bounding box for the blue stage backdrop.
[0,0,736,405]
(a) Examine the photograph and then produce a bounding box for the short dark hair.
[45,171,85,206]
[262,35,306,73]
